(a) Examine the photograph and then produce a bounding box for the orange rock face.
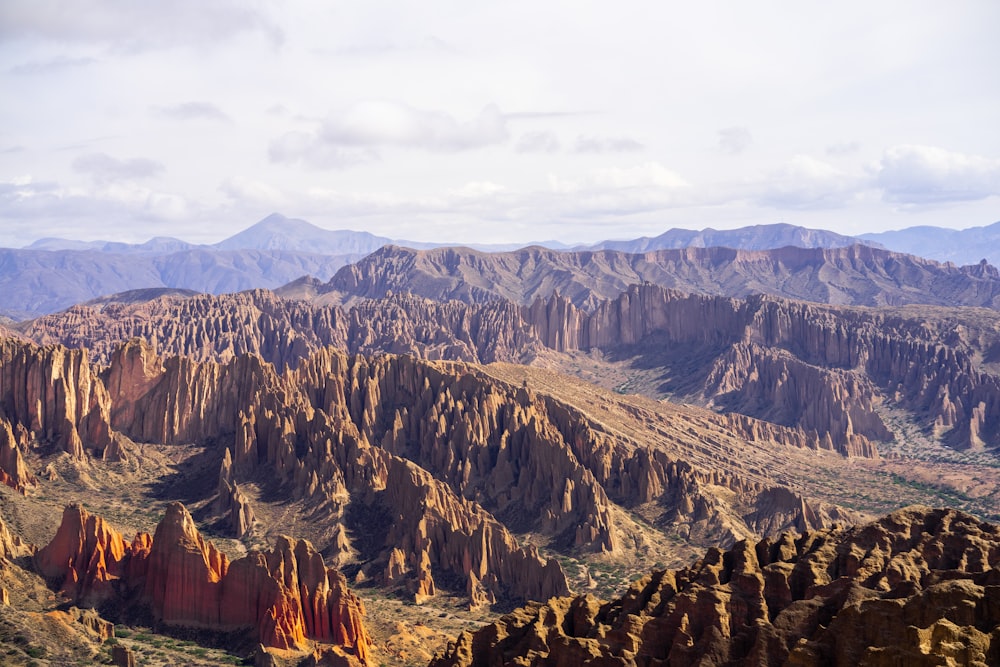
[35,502,371,662]
[432,506,1000,667]
[0,339,111,457]
[34,504,132,605]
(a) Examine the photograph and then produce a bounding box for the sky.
[1,1,999,247]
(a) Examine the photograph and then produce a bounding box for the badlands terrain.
[0,219,998,665]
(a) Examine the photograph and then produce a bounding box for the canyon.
[1,226,1000,664]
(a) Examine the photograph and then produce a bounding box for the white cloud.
[515,131,560,153]
[826,141,861,156]
[269,102,509,169]
[718,126,752,155]
[0,175,190,235]
[573,135,643,153]
[875,145,1000,205]
[755,155,860,210]
[72,153,165,183]
[0,0,282,50]
[156,102,230,122]
[587,163,689,190]
[319,102,507,151]
[268,131,379,170]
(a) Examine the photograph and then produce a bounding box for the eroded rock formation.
[431,506,1000,666]
[34,502,371,660]
[0,339,111,457]
[22,281,1000,454]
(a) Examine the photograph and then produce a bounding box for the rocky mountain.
[861,220,1000,268]
[21,284,1000,458]
[586,222,875,253]
[431,505,1000,666]
[213,213,394,255]
[319,243,1000,311]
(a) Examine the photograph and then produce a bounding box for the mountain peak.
[212,214,393,255]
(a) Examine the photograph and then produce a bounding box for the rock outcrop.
[217,448,256,537]
[431,506,1000,667]
[0,338,111,457]
[0,417,36,492]
[35,502,371,661]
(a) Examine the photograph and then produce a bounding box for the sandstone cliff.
[0,338,111,457]
[431,506,1000,666]
[34,502,371,660]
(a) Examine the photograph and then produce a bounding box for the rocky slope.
[21,283,1000,455]
[320,243,1000,311]
[0,335,861,610]
[431,505,1000,666]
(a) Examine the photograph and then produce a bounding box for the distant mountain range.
[313,243,1000,311]
[584,222,876,253]
[3,213,998,320]
[860,220,1000,267]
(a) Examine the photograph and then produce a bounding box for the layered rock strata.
[34,502,371,660]
[431,506,1000,666]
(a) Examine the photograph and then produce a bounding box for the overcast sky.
[1,1,999,247]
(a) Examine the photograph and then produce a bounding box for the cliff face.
[431,506,1000,667]
[528,284,1000,453]
[0,339,111,457]
[34,502,371,660]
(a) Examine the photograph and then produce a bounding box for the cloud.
[573,135,643,153]
[155,102,230,122]
[826,141,861,156]
[268,132,379,170]
[0,0,283,51]
[72,153,165,183]
[718,126,752,154]
[319,102,507,150]
[269,102,509,169]
[219,177,285,208]
[516,131,560,154]
[755,155,860,210]
[8,55,96,75]
[0,175,188,231]
[875,144,1000,205]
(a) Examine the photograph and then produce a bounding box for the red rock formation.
[142,502,229,628]
[431,506,1000,667]
[34,504,137,605]
[35,502,371,661]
